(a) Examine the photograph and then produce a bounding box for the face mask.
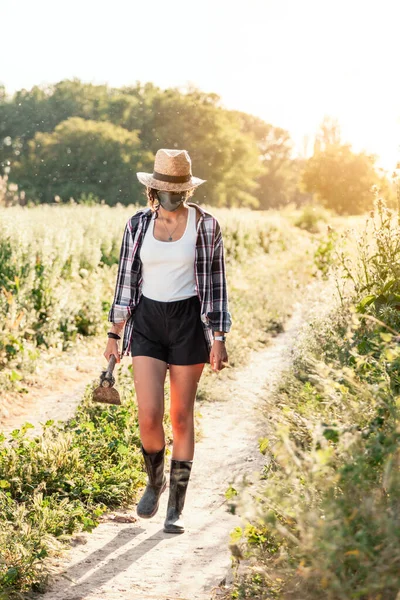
[157,190,185,212]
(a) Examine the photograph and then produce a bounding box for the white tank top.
[140,206,198,302]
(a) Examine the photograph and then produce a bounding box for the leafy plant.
[0,369,148,596]
[228,196,400,599]
[294,204,330,233]
[339,196,400,330]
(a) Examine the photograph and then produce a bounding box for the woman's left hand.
[210,341,228,373]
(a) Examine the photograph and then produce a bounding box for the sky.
[2,0,400,171]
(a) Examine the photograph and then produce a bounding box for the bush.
[0,367,146,596]
[294,204,330,233]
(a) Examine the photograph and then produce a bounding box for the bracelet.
[107,332,121,340]
[213,335,226,342]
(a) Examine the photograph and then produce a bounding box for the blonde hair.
[146,187,195,215]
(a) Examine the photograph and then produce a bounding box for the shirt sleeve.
[206,223,232,333]
[108,218,135,324]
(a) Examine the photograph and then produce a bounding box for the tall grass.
[228,197,400,599]
[0,203,306,392]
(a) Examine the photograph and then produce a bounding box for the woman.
[104,149,231,534]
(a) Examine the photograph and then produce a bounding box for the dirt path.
[1,338,105,436]
[27,296,309,600]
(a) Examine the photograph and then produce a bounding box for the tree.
[0,79,120,173]
[2,79,298,208]
[114,85,263,207]
[233,112,307,209]
[12,117,152,205]
[302,143,378,214]
[313,116,342,152]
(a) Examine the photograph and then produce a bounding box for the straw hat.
[136,149,206,192]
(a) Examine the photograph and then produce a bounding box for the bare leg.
[169,363,204,460]
[133,356,168,452]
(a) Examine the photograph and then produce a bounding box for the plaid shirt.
[108,202,232,358]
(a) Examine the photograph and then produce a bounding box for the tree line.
[0,80,392,213]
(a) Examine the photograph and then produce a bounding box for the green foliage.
[228,202,400,599]
[0,204,313,392]
[294,204,330,233]
[129,86,263,208]
[313,229,339,279]
[0,368,146,596]
[0,216,108,374]
[339,196,400,332]
[302,119,379,215]
[0,79,306,209]
[292,204,338,280]
[12,117,152,205]
[233,112,310,209]
[229,309,400,598]
[0,204,127,393]
[302,143,378,214]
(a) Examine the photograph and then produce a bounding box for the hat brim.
[136,172,206,192]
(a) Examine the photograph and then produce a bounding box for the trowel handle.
[106,354,117,378]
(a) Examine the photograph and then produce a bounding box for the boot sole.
[136,480,167,519]
[163,525,185,534]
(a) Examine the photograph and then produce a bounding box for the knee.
[139,411,163,434]
[170,409,193,434]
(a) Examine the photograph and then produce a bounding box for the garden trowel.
[92,354,121,405]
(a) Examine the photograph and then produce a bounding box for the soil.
[1,337,105,436]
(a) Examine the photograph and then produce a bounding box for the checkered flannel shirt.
[108,202,232,357]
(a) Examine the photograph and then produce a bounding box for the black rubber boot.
[136,444,167,519]
[163,459,193,534]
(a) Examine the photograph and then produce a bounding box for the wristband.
[213,335,226,342]
[107,332,121,340]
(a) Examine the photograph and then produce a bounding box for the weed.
[228,196,400,598]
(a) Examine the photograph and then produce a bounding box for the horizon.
[2,0,400,172]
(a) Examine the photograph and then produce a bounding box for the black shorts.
[130,295,210,365]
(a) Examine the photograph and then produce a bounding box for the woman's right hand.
[103,338,121,363]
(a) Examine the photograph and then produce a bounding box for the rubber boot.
[136,444,167,519]
[163,459,193,534]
